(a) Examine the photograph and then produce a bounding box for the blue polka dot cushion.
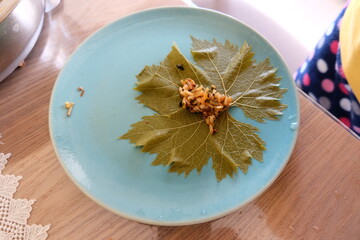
[294,6,360,137]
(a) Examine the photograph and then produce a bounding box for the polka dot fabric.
[294,6,360,137]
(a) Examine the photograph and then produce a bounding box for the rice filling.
[179,78,232,134]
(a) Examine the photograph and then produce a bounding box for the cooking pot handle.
[45,0,61,13]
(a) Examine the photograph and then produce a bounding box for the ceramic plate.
[49,7,299,226]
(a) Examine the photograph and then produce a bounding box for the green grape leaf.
[135,44,209,115]
[120,109,265,181]
[191,38,287,122]
[120,37,287,181]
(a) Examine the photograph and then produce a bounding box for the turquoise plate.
[49,7,299,226]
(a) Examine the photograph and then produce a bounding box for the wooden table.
[1,0,359,239]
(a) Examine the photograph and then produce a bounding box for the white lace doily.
[0,153,50,240]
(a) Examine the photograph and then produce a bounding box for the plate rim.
[49,5,300,226]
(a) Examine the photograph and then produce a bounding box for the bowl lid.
[0,0,21,22]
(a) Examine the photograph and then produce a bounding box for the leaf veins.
[120,37,287,181]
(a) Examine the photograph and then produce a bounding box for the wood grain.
[0,0,359,239]
[0,0,20,22]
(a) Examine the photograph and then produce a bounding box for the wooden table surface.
[1,0,359,239]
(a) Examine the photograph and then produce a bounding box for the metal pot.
[0,0,54,82]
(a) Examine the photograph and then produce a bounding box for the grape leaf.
[120,37,287,181]
[121,109,265,181]
[191,36,238,93]
[191,38,287,122]
[135,44,209,115]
